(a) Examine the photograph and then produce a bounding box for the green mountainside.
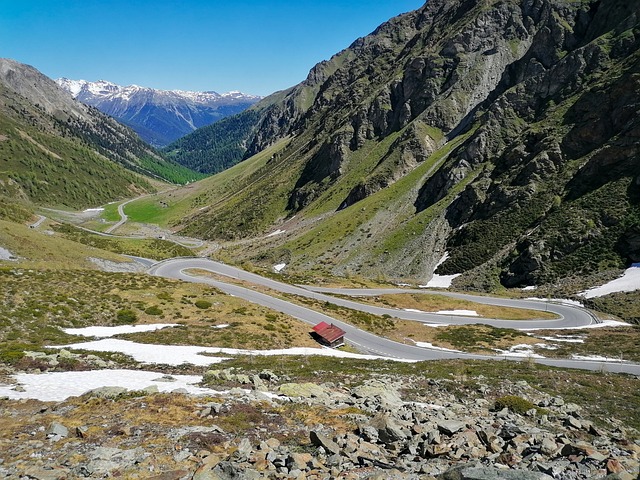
[162,89,292,174]
[169,0,639,289]
[0,59,202,208]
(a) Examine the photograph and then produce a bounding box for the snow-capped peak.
[56,78,88,97]
[56,78,261,105]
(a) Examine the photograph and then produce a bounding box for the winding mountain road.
[105,198,138,234]
[149,257,640,375]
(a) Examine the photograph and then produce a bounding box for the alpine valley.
[1,1,640,478]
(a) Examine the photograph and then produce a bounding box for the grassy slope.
[124,139,291,228]
[0,111,152,209]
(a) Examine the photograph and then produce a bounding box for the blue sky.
[0,0,424,96]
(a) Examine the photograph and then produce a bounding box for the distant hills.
[56,78,261,147]
[168,0,640,289]
[0,58,200,209]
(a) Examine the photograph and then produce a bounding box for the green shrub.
[494,395,536,415]
[145,306,163,316]
[0,347,26,364]
[115,309,138,325]
[195,300,212,310]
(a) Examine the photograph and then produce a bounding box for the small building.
[312,321,346,348]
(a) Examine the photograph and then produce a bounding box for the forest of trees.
[163,109,261,174]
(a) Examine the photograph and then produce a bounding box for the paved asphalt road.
[149,257,640,375]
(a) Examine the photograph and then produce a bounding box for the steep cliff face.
[181,0,640,289]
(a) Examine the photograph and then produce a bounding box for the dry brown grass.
[351,293,560,320]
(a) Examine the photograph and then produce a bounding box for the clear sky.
[0,0,424,96]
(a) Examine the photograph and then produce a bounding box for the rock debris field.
[1,368,638,479]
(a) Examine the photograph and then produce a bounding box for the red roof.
[312,321,345,343]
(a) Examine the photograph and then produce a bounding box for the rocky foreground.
[1,367,638,479]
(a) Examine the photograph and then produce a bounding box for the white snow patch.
[415,342,461,352]
[53,339,414,367]
[63,324,179,338]
[419,252,462,288]
[494,344,545,359]
[0,247,17,261]
[579,264,640,298]
[213,324,230,329]
[273,263,286,272]
[571,354,625,363]
[526,297,584,307]
[83,208,105,213]
[0,369,214,402]
[435,309,479,317]
[522,286,537,291]
[537,335,585,343]
[267,229,286,237]
[522,318,630,331]
[421,274,461,289]
[404,308,425,313]
[395,283,411,287]
[407,401,444,409]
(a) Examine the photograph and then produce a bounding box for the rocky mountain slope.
[173,0,640,291]
[57,78,260,147]
[0,59,200,207]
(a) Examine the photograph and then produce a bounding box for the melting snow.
[420,252,462,288]
[63,324,178,338]
[213,324,230,329]
[571,354,625,363]
[579,264,640,298]
[0,335,416,402]
[537,335,585,343]
[0,247,16,261]
[53,339,410,367]
[404,308,425,313]
[522,286,537,291]
[273,263,286,272]
[494,344,545,359]
[522,318,630,331]
[267,229,286,237]
[0,369,215,402]
[83,208,105,212]
[526,297,584,307]
[435,309,479,317]
[415,342,461,352]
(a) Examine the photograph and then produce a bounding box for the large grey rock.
[46,421,68,438]
[278,382,329,399]
[351,380,404,409]
[439,465,554,479]
[310,431,340,455]
[86,386,128,398]
[234,437,252,461]
[369,413,407,445]
[438,420,466,436]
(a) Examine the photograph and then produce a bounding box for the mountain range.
[56,78,261,147]
[0,58,200,209]
[1,0,639,295]
[166,0,640,291]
